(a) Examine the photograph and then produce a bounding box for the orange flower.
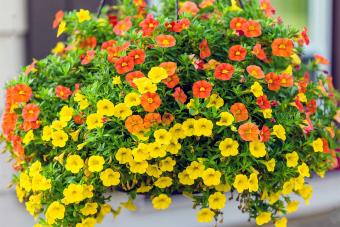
[56,85,72,100]
[228,45,247,62]
[314,54,330,65]
[279,74,294,87]
[126,71,145,88]
[128,49,146,65]
[156,35,176,48]
[271,38,293,57]
[115,56,135,74]
[230,103,248,122]
[265,72,281,91]
[242,20,262,38]
[199,0,215,8]
[125,115,144,133]
[199,39,211,59]
[162,113,174,125]
[173,18,191,32]
[141,92,162,112]
[22,120,41,132]
[238,122,260,141]
[79,36,97,49]
[173,87,187,104]
[144,113,162,128]
[160,62,177,75]
[260,0,276,17]
[22,104,40,122]
[113,16,132,36]
[179,1,199,16]
[246,65,265,79]
[163,74,180,88]
[214,63,234,80]
[52,10,64,29]
[81,50,95,65]
[11,84,32,103]
[230,17,247,31]
[306,99,317,115]
[192,80,212,98]
[1,113,18,136]
[252,43,269,63]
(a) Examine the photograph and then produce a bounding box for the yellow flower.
[248,173,259,192]
[65,155,84,174]
[51,130,68,147]
[202,168,221,186]
[113,103,132,120]
[19,172,31,192]
[297,92,307,103]
[293,176,305,191]
[31,174,51,191]
[137,185,153,193]
[206,94,224,109]
[285,151,299,167]
[250,82,264,97]
[273,124,286,141]
[80,202,98,216]
[169,123,186,139]
[182,118,196,136]
[149,142,166,158]
[82,184,94,199]
[291,53,301,65]
[148,67,168,83]
[46,201,65,225]
[262,108,272,119]
[208,192,226,210]
[159,157,176,172]
[16,186,25,203]
[63,184,84,204]
[255,212,272,225]
[146,164,162,178]
[23,130,34,145]
[216,112,234,127]
[275,217,288,227]
[178,170,194,185]
[112,76,121,85]
[134,77,157,94]
[152,194,172,210]
[155,177,173,188]
[52,42,65,54]
[29,160,41,177]
[269,191,281,204]
[154,129,172,145]
[88,155,105,172]
[249,141,266,158]
[76,9,91,23]
[298,163,310,177]
[312,138,323,152]
[282,179,295,195]
[215,183,231,192]
[57,21,66,37]
[129,160,148,174]
[133,143,151,161]
[194,118,213,137]
[166,138,181,154]
[79,99,90,110]
[59,105,74,122]
[124,92,141,107]
[233,174,249,193]
[297,184,313,204]
[42,126,52,141]
[286,200,299,213]
[86,113,103,130]
[197,208,215,223]
[76,217,96,227]
[51,120,67,130]
[219,138,239,157]
[264,159,276,172]
[283,65,293,75]
[115,148,133,164]
[70,129,80,142]
[97,99,115,116]
[26,194,42,216]
[186,161,205,180]
[100,169,120,187]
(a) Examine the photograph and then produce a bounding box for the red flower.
[101,40,117,50]
[115,56,135,74]
[279,74,294,87]
[165,21,176,32]
[256,95,271,109]
[163,74,180,88]
[139,14,159,36]
[126,71,145,88]
[113,16,132,36]
[74,114,85,125]
[242,20,262,38]
[81,50,95,65]
[128,49,146,65]
[173,18,191,32]
[252,43,269,63]
[214,63,234,80]
[22,104,40,122]
[192,80,212,98]
[199,39,211,59]
[56,85,72,100]
[294,97,304,113]
[272,38,294,57]
[246,65,265,79]
[173,87,187,104]
[141,92,162,112]
[306,99,317,115]
[301,27,310,45]
[260,125,271,142]
[228,45,247,62]
[230,17,247,31]
[265,72,281,91]
[230,103,249,122]
[108,15,118,27]
[156,35,176,48]
[52,10,64,29]
[11,84,32,103]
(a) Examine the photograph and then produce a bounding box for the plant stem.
[175,0,179,21]
[97,0,107,17]
[238,0,244,9]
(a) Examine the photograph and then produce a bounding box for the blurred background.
[0,0,339,226]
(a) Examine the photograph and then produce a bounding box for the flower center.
[147,98,154,104]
